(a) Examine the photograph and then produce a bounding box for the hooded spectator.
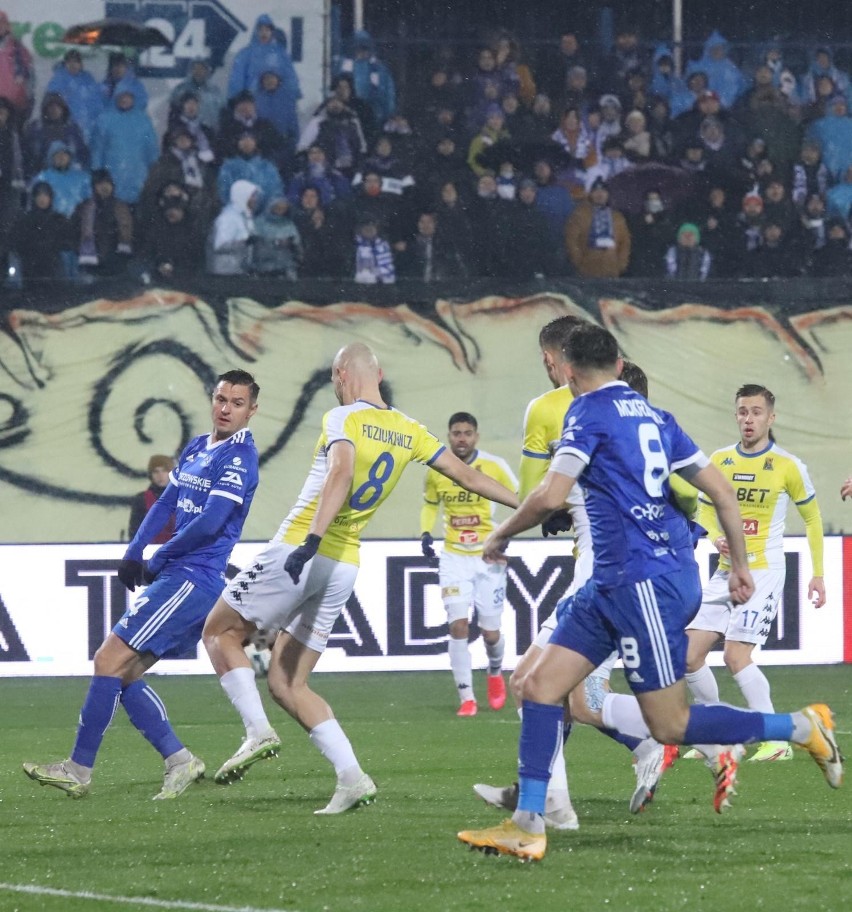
[805,94,852,182]
[73,168,133,275]
[46,50,103,142]
[253,196,302,277]
[228,13,301,117]
[12,181,74,280]
[22,91,89,178]
[0,9,34,121]
[30,140,91,217]
[217,129,283,212]
[336,29,396,126]
[143,183,206,282]
[101,52,148,108]
[89,81,159,204]
[684,31,747,109]
[207,178,259,275]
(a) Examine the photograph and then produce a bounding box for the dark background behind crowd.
[3,4,852,289]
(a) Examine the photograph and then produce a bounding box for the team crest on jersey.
[763,457,774,471]
[722,457,735,465]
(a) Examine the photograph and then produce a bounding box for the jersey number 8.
[349,451,396,509]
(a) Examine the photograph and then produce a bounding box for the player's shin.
[121,680,184,759]
[70,675,123,771]
[514,701,564,832]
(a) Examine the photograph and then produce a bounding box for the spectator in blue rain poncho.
[30,140,91,217]
[685,31,747,110]
[228,14,301,113]
[217,129,283,212]
[806,93,852,182]
[90,80,159,204]
[100,53,148,108]
[336,30,396,126]
[46,50,103,143]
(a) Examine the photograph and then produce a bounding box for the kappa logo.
[221,471,243,486]
[722,457,735,466]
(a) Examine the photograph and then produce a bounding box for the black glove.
[420,532,436,561]
[117,559,145,591]
[542,509,573,538]
[284,534,321,584]
[142,563,158,585]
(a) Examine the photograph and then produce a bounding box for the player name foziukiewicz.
[612,398,664,424]
[361,424,413,448]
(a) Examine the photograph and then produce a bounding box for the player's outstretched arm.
[690,463,754,604]
[431,450,519,509]
[841,476,852,500]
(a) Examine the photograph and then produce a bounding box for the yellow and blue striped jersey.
[519,385,574,498]
[696,441,823,573]
[277,401,444,565]
[421,450,518,555]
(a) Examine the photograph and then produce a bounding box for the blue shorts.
[549,564,702,693]
[113,572,217,660]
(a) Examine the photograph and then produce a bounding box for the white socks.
[309,718,362,785]
[733,663,774,713]
[685,664,720,704]
[220,667,274,740]
[601,692,651,740]
[448,636,474,703]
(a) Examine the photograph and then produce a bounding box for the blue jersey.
[551,381,707,587]
[156,429,259,592]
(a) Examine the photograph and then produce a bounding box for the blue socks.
[684,703,794,745]
[71,675,122,768]
[121,680,184,759]
[599,726,643,752]
[518,700,565,814]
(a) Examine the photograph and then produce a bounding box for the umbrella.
[62,19,172,49]
[606,163,699,216]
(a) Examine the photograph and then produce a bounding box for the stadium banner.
[5,0,326,131]
[0,537,846,677]
[2,284,852,547]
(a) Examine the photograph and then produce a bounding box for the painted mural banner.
[0,537,845,677]
[1,284,851,546]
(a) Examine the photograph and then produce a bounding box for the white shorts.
[532,543,595,649]
[439,550,506,628]
[222,540,359,653]
[687,567,785,646]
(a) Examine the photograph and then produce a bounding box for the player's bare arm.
[690,463,754,604]
[482,469,574,562]
[431,449,519,509]
[841,476,852,500]
[307,440,356,538]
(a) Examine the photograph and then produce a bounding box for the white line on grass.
[0,883,299,912]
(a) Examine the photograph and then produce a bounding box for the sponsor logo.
[176,497,203,514]
[221,471,243,487]
[743,519,759,535]
[459,529,480,544]
[232,457,242,466]
[450,515,478,528]
[441,585,461,598]
[733,473,755,482]
[630,502,666,521]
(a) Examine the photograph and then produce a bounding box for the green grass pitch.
[2,666,849,912]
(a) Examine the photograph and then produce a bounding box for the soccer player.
[202,342,519,814]
[473,321,670,826]
[420,411,518,716]
[23,370,261,800]
[684,385,825,762]
[458,324,842,861]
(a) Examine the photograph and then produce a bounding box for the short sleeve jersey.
[551,381,707,587]
[696,441,817,571]
[166,428,259,590]
[423,450,518,556]
[277,400,444,565]
[519,385,574,498]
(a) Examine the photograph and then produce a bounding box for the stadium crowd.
[3,12,852,286]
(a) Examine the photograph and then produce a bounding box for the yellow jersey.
[519,385,574,498]
[277,401,444,565]
[696,440,823,573]
[421,450,518,555]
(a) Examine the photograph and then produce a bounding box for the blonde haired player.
[202,343,518,814]
[420,412,519,716]
[685,384,825,763]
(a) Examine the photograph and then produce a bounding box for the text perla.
[361,425,413,449]
[613,398,664,424]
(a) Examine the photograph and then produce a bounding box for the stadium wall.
[0,536,848,676]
